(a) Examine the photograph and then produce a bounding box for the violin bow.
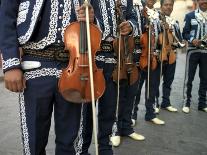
[84,1,99,155]
[147,19,152,100]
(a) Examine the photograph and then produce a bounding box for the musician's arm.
[126,0,138,35]
[90,0,104,32]
[0,0,21,73]
[174,21,184,42]
[182,14,193,43]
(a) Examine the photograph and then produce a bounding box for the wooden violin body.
[112,35,138,85]
[139,26,158,71]
[158,15,176,65]
[112,0,138,85]
[58,22,105,103]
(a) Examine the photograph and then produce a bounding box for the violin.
[112,0,138,85]
[158,13,176,65]
[139,7,157,71]
[58,1,105,103]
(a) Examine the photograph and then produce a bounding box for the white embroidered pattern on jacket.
[195,9,207,39]
[19,93,31,155]
[2,58,20,70]
[74,104,84,155]
[109,0,117,37]
[62,0,72,40]
[194,9,203,39]
[100,0,111,39]
[24,68,62,80]
[95,55,117,63]
[121,0,127,6]
[134,4,142,36]
[17,1,30,26]
[18,0,44,44]
[23,0,59,49]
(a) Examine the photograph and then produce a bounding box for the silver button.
[57,40,61,43]
[60,4,63,8]
[59,16,62,20]
[58,28,62,31]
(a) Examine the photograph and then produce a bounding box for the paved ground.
[0,1,206,155]
[1,51,207,155]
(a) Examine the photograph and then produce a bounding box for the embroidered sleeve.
[126,0,138,36]
[182,13,193,42]
[0,0,21,73]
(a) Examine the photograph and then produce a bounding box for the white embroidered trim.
[24,68,62,80]
[134,4,142,36]
[100,0,111,39]
[109,0,117,38]
[17,1,30,26]
[23,0,59,49]
[18,0,44,44]
[105,57,117,64]
[166,16,176,28]
[95,55,117,64]
[111,122,118,137]
[74,104,84,155]
[62,0,72,40]
[19,93,31,155]
[2,58,20,70]
[133,49,141,54]
[146,7,160,22]
[121,0,127,7]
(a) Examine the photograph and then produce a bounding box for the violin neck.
[80,22,88,54]
[79,0,90,54]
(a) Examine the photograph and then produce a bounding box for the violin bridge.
[80,75,89,81]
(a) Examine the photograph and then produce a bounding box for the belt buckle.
[54,50,69,62]
[134,36,140,45]
[101,42,113,52]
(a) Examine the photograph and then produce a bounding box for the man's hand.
[119,21,133,35]
[192,39,201,47]
[4,69,26,92]
[77,3,94,23]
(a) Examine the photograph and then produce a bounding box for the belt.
[134,36,141,45]
[100,40,114,52]
[23,46,69,62]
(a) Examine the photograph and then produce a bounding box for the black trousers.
[131,69,145,120]
[131,65,161,121]
[111,78,138,137]
[183,49,207,109]
[20,56,82,155]
[156,61,176,108]
[81,52,116,155]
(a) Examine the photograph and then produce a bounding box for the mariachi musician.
[80,0,144,154]
[155,0,185,114]
[109,0,145,147]
[0,0,100,154]
[131,0,165,125]
[182,0,207,113]
[131,0,143,127]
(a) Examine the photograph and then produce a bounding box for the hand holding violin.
[192,39,201,47]
[119,21,133,35]
[77,3,95,23]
